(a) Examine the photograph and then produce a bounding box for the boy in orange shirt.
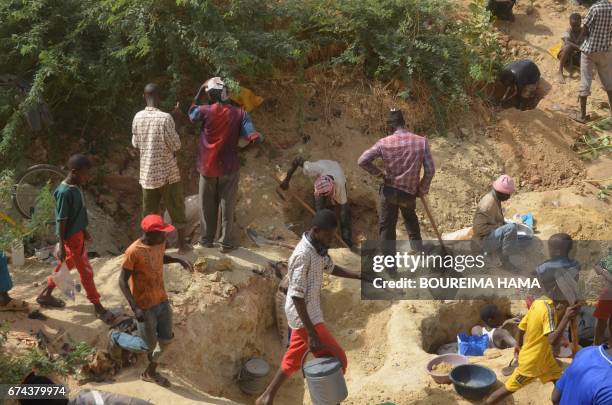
[109,215,192,387]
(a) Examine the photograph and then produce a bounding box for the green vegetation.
[0,170,55,252]
[0,0,502,166]
[0,320,94,384]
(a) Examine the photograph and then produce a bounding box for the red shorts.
[281,323,347,376]
[594,292,612,321]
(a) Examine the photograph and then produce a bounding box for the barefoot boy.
[256,209,363,405]
[37,154,111,321]
[558,13,584,83]
[109,214,192,387]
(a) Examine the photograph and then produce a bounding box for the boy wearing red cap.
[472,174,518,268]
[109,215,192,387]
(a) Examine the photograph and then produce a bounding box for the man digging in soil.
[256,209,364,405]
[37,154,113,323]
[358,108,435,251]
[281,157,352,247]
[109,214,193,387]
[498,60,541,110]
[132,83,192,253]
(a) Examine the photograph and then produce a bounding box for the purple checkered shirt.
[358,129,435,195]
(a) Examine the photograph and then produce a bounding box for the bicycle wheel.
[12,164,66,220]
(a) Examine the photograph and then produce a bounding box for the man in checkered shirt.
[257,209,363,405]
[576,0,612,123]
[358,109,435,249]
[132,83,191,253]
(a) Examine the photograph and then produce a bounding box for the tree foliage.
[0,0,501,165]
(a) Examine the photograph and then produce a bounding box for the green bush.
[0,0,501,165]
[0,335,94,384]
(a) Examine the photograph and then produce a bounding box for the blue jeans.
[0,253,12,293]
[484,223,518,257]
[111,301,173,361]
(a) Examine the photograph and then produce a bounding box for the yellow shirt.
[516,296,562,377]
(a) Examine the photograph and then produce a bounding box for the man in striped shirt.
[132,83,191,253]
[358,109,435,249]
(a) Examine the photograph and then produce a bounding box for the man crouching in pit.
[256,209,365,404]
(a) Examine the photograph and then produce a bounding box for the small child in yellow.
[486,234,580,405]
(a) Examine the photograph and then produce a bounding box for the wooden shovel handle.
[270,175,350,249]
[419,195,447,252]
[571,318,579,355]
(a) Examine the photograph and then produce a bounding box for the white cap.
[205,77,225,91]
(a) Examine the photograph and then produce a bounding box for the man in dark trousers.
[188,77,263,253]
[357,109,435,251]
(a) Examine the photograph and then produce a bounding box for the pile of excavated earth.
[4,0,611,403]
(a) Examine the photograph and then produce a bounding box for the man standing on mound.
[109,215,192,387]
[256,210,363,405]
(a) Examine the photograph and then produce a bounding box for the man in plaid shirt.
[358,109,435,248]
[576,0,612,123]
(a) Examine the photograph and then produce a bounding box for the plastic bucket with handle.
[301,348,348,405]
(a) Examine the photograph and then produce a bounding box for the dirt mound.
[506,188,612,240]
[493,108,586,190]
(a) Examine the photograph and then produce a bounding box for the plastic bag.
[457,333,489,356]
[51,263,76,301]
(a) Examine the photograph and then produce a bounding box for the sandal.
[141,372,171,387]
[0,299,30,312]
[28,309,47,321]
[502,358,518,376]
[97,310,118,325]
[569,112,589,124]
[36,295,66,308]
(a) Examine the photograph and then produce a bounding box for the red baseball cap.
[141,215,176,233]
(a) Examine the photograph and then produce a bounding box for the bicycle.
[11,164,66,223]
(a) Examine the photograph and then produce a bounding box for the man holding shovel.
[358,108,435,251]
[280,157,352,247]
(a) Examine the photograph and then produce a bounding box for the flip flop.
[569,112,589,124]
[141,372,171,388]
[0,299,30,312]
[28,309,47,321]
[36,295,66,308]
[502,358,518,376]
[97,310,118,325]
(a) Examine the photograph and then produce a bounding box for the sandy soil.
[2,0,611,404]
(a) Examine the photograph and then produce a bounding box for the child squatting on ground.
[109,214,193,387]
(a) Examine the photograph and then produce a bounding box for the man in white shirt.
[280,157,352,247]
[256,210,363,405]
[132,83,191,253]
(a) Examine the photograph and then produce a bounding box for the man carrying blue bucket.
[256,209,363,405]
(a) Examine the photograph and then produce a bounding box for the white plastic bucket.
[302,349,348,405]
[11,242,25,267]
